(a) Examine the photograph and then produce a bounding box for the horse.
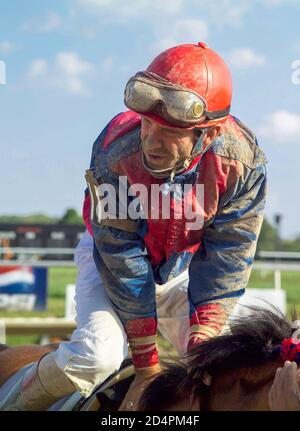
[0,306,298,411]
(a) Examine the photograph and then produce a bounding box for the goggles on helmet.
[124,71,230,128]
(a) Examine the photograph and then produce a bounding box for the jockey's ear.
[202,371,212,386]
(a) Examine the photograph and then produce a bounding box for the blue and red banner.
[0,266,47,311]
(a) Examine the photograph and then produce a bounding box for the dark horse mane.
[139,305,296,410]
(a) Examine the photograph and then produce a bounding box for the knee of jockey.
[81,333,126,376]
[55,330,127,394]
[82,350,124,381]
[63,349,125,396]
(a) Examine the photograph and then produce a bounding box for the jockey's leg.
[3,230,128,410]
[156,271,190,357]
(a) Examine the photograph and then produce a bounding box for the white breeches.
[53,230,190,397]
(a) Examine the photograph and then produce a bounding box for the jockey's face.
[141,116,196,170]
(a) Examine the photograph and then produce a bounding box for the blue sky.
[0,0,300,238]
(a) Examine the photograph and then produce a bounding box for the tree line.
[0,210,299,252]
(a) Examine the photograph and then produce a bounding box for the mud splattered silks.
[83,110,267,368]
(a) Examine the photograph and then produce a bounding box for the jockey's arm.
[90,221,161,411]
[187,161,267,348]
[91,222,159,371]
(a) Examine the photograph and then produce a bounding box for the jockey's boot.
[3,351,76,411]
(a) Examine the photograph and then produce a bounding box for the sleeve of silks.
[91,222,159,370]
[187,162,267,350]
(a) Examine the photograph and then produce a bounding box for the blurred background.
[0,0,300,352]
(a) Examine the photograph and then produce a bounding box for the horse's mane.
[138,360,188,411]
[188,305,293,373]
[139,305,296,410]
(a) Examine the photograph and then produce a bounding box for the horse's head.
[139,306,299,411]
[185,305,300,410]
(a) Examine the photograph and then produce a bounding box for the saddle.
[49,359,135,411]
[0,359,135,411]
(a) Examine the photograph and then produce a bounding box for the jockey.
[3,42,267,411]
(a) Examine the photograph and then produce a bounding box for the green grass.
[248,269,300,316]
[1,267,300,347]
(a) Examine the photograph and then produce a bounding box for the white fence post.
[0,320,6,344]
[274,269,282,291]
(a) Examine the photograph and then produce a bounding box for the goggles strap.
[205,108,230,120]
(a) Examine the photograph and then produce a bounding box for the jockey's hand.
[268,361,300,411]
[118,364,162,411]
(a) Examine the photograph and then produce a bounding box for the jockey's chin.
[143,150,173,170]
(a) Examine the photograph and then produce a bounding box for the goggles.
[124,71,230,128]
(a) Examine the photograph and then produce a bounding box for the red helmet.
[125,42,232,129]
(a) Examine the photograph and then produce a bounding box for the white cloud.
[27,59,48,79]
[56,52,93,76]
[66,77,88,95]
[207,0,300,23]
[78,0,184,17]
[76,0,300,30]
[153,0,184,13]
[263,0,300,8]
[27,52,94,96]
[78,0,114,8]
[263,0,286,5]
[227,48,266,68]
[22,12,62,33]
[0,40,17,54]
[153,18,209,53]
[259,110,300,143]
[178,0,253,30]
[77,0,249,28]
[55,52,94,95]
[223,2,253,26]
[101,56,115,73]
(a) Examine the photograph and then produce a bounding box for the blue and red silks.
[83,110,267,368]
